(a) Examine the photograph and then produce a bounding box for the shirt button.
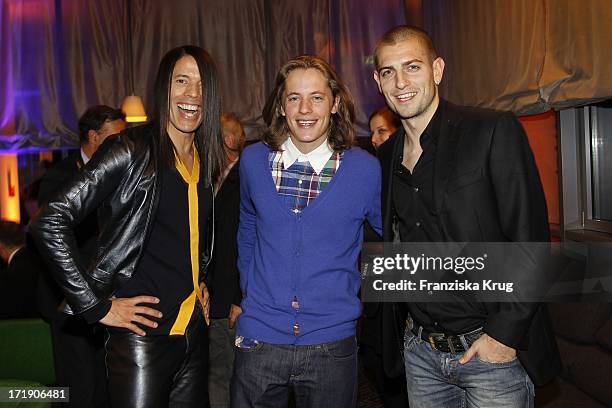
[414,187,419,192]
[298,180,303,185]
[416,221,421,227]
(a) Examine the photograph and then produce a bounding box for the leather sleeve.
[30,136,133,317]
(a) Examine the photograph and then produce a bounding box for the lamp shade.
[121,95,147,123]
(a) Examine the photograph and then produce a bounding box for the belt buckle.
[428,332,444,351]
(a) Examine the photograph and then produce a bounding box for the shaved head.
[374,25,438,69]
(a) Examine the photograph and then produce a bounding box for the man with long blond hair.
[231,55,382,407]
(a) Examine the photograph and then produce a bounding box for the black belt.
[408,322,484,354]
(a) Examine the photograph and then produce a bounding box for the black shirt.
[392,101,487,335]
[116,166,212,335]
[392,114,441,243]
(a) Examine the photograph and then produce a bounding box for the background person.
[369,106,400,150]
[362,109,407,408]
[208,112,246,408]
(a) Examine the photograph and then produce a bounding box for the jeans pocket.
[323,336,357,361]
[475,355,519,366]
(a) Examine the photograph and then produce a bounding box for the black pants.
[105,309,208,408]
[360,344,409,408]
[360,307,408,408]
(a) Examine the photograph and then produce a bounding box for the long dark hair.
[152,45,224,185]
[261,55,355,152]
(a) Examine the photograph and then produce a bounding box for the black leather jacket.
[31,124,212,322]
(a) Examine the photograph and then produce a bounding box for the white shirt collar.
[80,148,90,165]
[281,137,334,175]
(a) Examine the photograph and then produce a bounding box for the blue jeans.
[404,328,534,408]
[230,336,357,408]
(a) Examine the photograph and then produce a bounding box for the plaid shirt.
[270,150,343,214]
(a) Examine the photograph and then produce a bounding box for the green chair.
[0,319,55,385]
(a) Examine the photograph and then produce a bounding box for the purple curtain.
[1,0,405,151]
[422,0,612,114]
[0,1,13,133]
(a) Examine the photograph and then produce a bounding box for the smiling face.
[369,114,396,150]
[167,55,203,140]
[373,38,444,125]
[280,68,340,154]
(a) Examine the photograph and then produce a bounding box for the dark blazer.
[209,160,242,319]
[38,151,84,203]
[378,100,561,387]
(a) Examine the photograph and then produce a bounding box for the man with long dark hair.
[31,45,225,407]
[231,55,382,407]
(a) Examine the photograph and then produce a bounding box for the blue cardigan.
[237,142,382,345]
